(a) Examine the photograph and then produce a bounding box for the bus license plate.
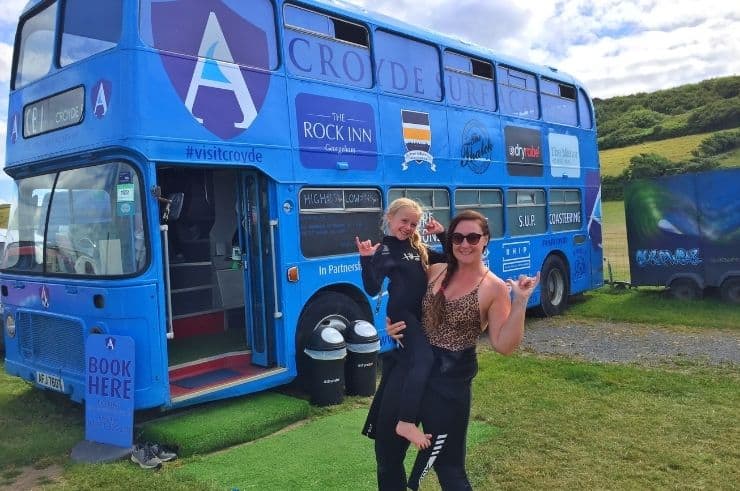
[36,371,64,392]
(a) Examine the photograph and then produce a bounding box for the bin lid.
[345,319,379,344]
[306,325,346,351]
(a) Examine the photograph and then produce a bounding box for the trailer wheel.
[537,255,569,316]
[295,291,367,390]
[720,277,740,304]
[669,278,702,301]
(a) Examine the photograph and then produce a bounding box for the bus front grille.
[17,312,85,374]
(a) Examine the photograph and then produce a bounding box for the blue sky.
[1,0,738,203]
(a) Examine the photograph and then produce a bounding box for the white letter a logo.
[94,83,109,117]
[185,12,257,130]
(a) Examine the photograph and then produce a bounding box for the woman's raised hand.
[355,236,381,256]
[507,272,541,302]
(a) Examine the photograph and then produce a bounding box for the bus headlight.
[5,314,15,338]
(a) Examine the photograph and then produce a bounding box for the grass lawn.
[2,349,738,490]
[566,287,740,330]
[468,353,739,490]
[601,199,629,282]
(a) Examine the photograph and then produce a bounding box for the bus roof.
[15,0,586,91]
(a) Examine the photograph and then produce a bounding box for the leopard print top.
[422,269,487,352]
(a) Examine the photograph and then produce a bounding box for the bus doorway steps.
[168,352,279,399]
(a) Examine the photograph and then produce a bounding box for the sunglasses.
[450,232,484,245]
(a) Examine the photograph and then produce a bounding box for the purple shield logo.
[152,0,271,139]
[91,80,112,119]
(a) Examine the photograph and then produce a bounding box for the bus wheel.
[537,255,569,316]
[720,277,740,304]
[669,278,702,301]
[296,291,366,391]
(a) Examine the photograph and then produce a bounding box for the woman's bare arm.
[486,273,540,355]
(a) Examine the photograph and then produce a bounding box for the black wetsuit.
[360,235,446,423]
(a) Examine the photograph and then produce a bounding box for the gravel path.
[518,318,740,366]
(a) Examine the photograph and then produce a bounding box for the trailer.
[624,168,740,303]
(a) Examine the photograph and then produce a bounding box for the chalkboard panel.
[299,188,380,210]
[300,189,344,210]
[300,211,382,257]
[345,189,381,209]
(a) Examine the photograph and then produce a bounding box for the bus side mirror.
[167,193,184,222]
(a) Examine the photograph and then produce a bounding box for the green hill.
[594,75,739,150]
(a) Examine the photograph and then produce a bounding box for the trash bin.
[344,320,380,396]
[304,319,347,406]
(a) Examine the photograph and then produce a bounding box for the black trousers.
[407,387,472,491]
[370,350,474,490]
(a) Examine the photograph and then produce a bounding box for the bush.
[623,153,674,179]
[601,174,626,201]
[686,97,740,133]
[692,129,740,157]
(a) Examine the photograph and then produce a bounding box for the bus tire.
[537,255,569,316]
[669,278,702,301]
[720,277,740,304]
[296,291,366,391]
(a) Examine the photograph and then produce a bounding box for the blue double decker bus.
[2,0,602,410]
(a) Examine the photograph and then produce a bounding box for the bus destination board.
[24,86,85,138]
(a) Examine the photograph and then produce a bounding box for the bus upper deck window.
[497,66,539,119]
[283,4,371,88]
[14,2,58,89]
[444,51,495,111]
[60,0,122,67]
[542,78,577,126]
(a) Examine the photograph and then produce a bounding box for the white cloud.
[0,0,27,26]
[0,42,11,84]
